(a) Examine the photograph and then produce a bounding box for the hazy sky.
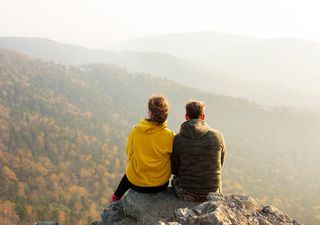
[0,0,319,48]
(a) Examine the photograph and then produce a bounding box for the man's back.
[171,119,226,196]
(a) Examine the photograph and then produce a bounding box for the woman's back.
[126,119,174,187]
[111,95,173,203]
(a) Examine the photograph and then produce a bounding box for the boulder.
[33,222,59,225]
[164,193,300,225]
[91,188,300,225]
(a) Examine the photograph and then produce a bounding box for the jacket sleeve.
[171,136,180,176]
[126,129,135,161]
[220,132,226,167]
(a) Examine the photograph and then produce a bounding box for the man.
[171,100,226,201]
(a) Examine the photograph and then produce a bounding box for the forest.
[1,48,320,225]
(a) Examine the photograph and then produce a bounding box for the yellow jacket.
[126,119,175,187]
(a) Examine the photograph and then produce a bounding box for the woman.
[110,95,175,202]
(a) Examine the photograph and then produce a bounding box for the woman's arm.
[126,129,135,161]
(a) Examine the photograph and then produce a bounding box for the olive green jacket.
[171,119,226,195]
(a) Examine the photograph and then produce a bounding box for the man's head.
[148,95,170,124]
[185,100,205,120]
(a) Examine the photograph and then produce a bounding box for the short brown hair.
[148,95,170,124]
[186,100,205,119]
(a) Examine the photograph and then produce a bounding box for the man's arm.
[171,137,180,176]
[219,132,226,167]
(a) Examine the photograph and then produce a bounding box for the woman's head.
[148,95,170,124]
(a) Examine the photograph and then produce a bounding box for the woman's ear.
[201,114,205,120]
[185,114,190,120]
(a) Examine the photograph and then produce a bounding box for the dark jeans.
[171,176,221,202]
[114,174,169,198]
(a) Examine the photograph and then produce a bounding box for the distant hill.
[114,31,320,96]
[1,36,320,111]
[112,31,259,63]
[0,48,320,225]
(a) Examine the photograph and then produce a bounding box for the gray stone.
[168,193,300,225]
[122,189,198,225]
[91,189,301,225]
[33,222,59,225]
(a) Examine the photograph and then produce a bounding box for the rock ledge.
[91,189,300,225]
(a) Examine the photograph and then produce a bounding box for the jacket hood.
[180,119,209,139]
[135,119,167,134]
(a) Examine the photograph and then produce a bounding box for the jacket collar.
[180,119,209,139]
[136,119,167,134]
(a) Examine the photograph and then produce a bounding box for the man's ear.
[201,114,205,120]
[185,114,190,121]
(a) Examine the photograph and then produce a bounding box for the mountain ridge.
[1,36,320,111]
[113,31,320,96]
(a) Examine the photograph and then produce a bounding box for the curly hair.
[148,95,170,124]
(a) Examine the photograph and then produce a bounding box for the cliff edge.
[91,188,300,225]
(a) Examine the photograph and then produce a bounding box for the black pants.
[114,174,169,198]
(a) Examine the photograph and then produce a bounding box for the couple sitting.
[111,95,226,203]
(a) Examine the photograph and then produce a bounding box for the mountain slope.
[114,31,320,96]
[111,31,260,63]
[1,37,320,111]
[0,48,320,224]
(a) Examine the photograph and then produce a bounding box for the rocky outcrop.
[91,189,300,225]
[33,222,59,225]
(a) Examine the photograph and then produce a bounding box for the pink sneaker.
[110,193,121,204]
